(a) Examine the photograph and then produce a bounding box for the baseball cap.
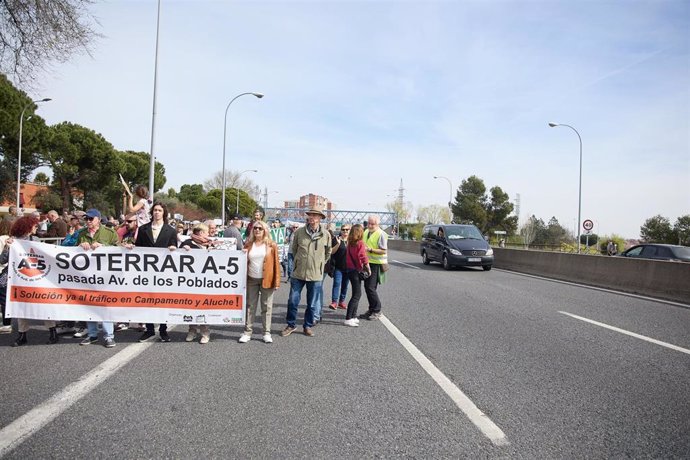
[85,209,102,220]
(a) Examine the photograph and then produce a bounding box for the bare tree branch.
[0,0,100,87]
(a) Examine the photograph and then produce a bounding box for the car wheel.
[422,250,430,265]
[442,254,452,270]
[483,265,492,271]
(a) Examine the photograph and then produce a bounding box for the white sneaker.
[199,334,210,344]
[344,318,359,327]
[353,318,360,325]
[262,333,273,343]
[238,333,251,343]
[73,327,88,338]
[185,330,198,342]
[0,325,12,334]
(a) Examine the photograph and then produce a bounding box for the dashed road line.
[0,328,176,457]
[391,259,420,269]
[379,315,509,446]
[560,311,690,355]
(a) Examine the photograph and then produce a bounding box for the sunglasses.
[86,216,97,221]
[127,220,136,223]
[341,228,351,231]
[254,227,264,231]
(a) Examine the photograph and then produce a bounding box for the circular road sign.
[582,219,594,231]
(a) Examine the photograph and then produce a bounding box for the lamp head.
[548,122,558,127]
[41,98,52,102]
[433,176,439,179]
[252,93,264,99]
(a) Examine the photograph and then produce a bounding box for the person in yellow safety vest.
[359,214,388,321]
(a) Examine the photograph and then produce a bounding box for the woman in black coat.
[134,201,178,342]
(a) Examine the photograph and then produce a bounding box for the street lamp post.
[433,176,453,223]
[17,98,51,209]
[549,122,583,254]
[221,92,263,226]
[235,169,258,214]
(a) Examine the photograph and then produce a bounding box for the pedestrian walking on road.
[281,207,331,338]
[359,214,388,321]
[344,224,370,326]
[239,220,280,344]
[329,224,351,310]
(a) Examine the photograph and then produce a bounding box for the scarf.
[190,233,212,248]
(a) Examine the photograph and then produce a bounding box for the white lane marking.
[560,312,690,355]
[0,328,175,456]
[379,315,509,446]
[496,268,690,310]
[392,259,420,269]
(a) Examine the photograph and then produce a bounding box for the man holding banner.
[77,208,120,348]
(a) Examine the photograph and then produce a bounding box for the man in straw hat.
[280,207,331,338]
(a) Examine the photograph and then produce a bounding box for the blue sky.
[33,0,689,238]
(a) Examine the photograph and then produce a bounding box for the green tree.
[599,234,626,255]
[117,150,166,194]
[520,215,541,248]
[640,215,674,243]
[177,184,206,205]
[32,188,62,212]
[33,172,49,184]
[486,186,518,235]
[451,176,517,234]
[544,216,571,246]
[204,188,258,219]
[452,175,488,229]
[674,215,690,246]
[41,122,121,212]
[0,73,48,202]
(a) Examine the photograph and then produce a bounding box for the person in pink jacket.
[344,224,370,327]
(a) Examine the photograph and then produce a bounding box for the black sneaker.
[358,312,372,320]
[138,331,156,342]
[79,336,99,346]
[159,331,171,342]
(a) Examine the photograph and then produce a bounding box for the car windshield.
[446,226,483,240]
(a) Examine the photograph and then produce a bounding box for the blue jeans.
[286,278,321,329]
[314,271,328,321]
[87,321,114,340]
[287,253,294,279]
[331,268,348,303]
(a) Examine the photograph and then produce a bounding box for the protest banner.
[5,240,246,326]
[269,227,285,245]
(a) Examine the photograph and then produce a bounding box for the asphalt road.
[0,249,688,459]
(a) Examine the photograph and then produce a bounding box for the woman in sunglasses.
[238,220,280,344]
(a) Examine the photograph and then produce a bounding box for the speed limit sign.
[582,219,594,231]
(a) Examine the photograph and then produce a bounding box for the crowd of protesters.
[0,201,388,348]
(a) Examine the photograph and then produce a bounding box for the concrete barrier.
[388,240,690,304]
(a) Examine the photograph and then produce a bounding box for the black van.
[420,224,494,271]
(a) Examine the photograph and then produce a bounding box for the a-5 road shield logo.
[13,247,51,281]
